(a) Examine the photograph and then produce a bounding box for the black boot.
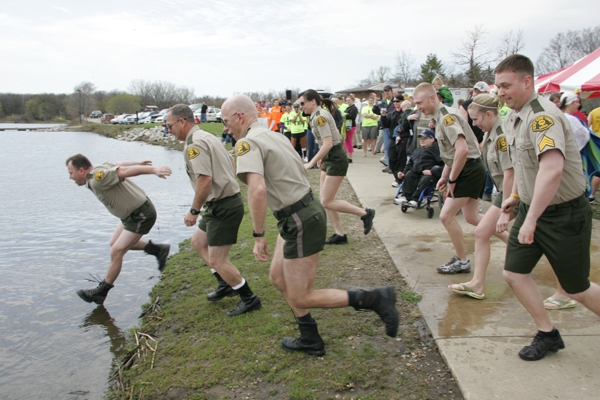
[227,281,262,316]
[77,280,114,305]
[353,286,399,337]
[281,321,326,356]
[206,272,237,302]
[361,208,376,235]
[144,241,171,272]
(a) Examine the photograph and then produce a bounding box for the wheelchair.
[394,182,445,219]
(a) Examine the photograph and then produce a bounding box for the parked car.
[193,107,222,123]
[154,109,169,123]
[90,110,102,118]
[101,113,114,124]
[111,114,131,124]
[137,111,158,124]
[125,115,137,125]
[189,103,203,113]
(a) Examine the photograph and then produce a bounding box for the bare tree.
[73,82,97,116]
[357,66,392,86]
[395,51,418,87]
[496,29,525,61]
[536,25,600,74]
[573,26,600,58]
[452,25,492,85]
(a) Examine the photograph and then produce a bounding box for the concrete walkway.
[345,153,600,400]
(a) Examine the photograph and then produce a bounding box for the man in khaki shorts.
[167,104,261,317]
[66,154,172,305]
[221,94,399,357]
[496,54,600,361]
[413,83,493,274]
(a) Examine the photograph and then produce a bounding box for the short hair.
[549,93,561,103]
[400,100,412,109]
[468,92,504,115]
[432,75,444,85]
[494,54,534,78]
[66,154,91,169]
[413,82,436,97]
[169,104,194,122]
[346,93,355,101]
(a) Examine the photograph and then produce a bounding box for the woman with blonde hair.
[448,92,513,299]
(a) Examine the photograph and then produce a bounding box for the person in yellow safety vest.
[280,104,292,140]
[268,100,283,132]
[289,103,308,160]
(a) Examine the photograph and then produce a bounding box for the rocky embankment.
[115,126,179,144]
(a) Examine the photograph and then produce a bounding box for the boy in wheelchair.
[394,129,444,207]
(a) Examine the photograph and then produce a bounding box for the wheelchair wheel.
[427,207,434,219]
[401,204,408,213]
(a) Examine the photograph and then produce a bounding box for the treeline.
[0,80,229,122]
[359,24,600,89]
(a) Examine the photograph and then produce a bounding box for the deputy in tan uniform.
[66,154,172,305]
[166,104,261,317]
[299,89,375,245]
[221,94,398,357]
[413,83,488,275]
[496,54,600,361]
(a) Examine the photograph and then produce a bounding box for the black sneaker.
[156,243,171,272]
[361,208,376,235]
[325,234,348,245]
[519,330,565,361]
[382,167,392,173]
[77,280,114,305]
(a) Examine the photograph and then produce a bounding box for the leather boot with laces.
[206,272,238,302]
[226,281,262,317]
[353,286,399,337]
[77,280,114,305]
[144,241,171,272]
[281,321,326,356]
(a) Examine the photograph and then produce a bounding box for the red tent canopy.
[535,47,600,99]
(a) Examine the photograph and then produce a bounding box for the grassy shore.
[105,154,463,399]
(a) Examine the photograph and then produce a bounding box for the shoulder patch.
[94,170,105,182]
[236,141,250,156]
[315,116,327,127]
[538,135,555,152]
[530,99,545,114]
[443,115,456,127]
[440,108,449,116]
[496,137,508,152]
[187,147,200,160]
[532,115,554,132]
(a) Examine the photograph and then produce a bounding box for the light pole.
[77,89,82,124]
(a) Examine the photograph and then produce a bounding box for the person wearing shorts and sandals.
[361,96,379,156]
[413,83,490,274]
[299,89,376,245]
[448,93,513,299]
[66,154,172,305]
[496,54,600,361]
[167,104,261,317]
[221,94,398,357]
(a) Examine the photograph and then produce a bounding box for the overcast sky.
[1,0,597,97]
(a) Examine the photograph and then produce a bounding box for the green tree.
[107,93,141,114]
[420,54,445,83]
[0,101,4,119]
[25,99,40,120]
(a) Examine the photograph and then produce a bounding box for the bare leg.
[591,176,600,197]
[105,229,144,284]
[439,196,470,260]
[570,283,600,316]
[191,228,242,286]
[503,270,554,332]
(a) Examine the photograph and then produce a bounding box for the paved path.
[345,153,600,400]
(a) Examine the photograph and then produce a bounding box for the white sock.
[210,268,217,274]
[232,278,246,290]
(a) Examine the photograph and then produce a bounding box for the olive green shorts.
[199,193,244,247]
[452,158,486,199]
[504,194,592,294]
[275,199,327,259]
[494,192,504,208]
[121,198,156,235]
[321,144,349,176]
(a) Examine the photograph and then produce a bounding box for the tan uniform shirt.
[309,106,341,146]
[86,162,147,220]
[433,104,481,168]
[236,121,311,211]
[504,93,586,205]
[481,118,512,191]
[183,125,240,202]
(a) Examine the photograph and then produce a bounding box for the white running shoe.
[407,200,418,208]
[394,196,408,205]
[391,181,399,188]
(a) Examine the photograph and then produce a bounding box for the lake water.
[0,130,197,399]
[0,123,67,130]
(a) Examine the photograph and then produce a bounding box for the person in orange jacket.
[268,100,283,131]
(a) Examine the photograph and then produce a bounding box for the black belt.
[273,192,314,219]
[204,192,241,208]
[466,158,480,164]
[523,193,588,213]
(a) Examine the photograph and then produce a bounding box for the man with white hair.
[221,94,399,357]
